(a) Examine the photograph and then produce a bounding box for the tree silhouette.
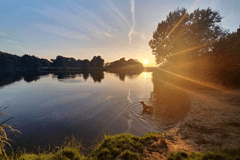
[90,56,104,67]
[213,26,240,56]
[149,7,226,64]
[106,57,143,73]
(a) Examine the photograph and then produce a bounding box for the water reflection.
[0,73,22,88]
[0,71,46,88]
[23,73,41,83]
[90,71,104,83]
[0,70,191,152]
[140,71,191,130]
[53,71,105,83]
[110,72,141,81]
[0,70,144,88]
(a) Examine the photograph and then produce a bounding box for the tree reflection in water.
[142,71,191,130]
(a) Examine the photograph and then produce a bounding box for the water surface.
[0,71,190,150]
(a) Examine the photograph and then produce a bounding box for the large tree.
[149,7,226,64]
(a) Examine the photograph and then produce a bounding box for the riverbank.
[3,130,240,160]
[1,68,240,159]
[163,89,240,153]
[3,87,240,159]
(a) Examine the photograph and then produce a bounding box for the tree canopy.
[149,7,226,64]
[105,57,144,73]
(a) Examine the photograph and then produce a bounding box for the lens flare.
[144,60,148,64]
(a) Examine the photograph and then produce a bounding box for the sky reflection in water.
[0,71,190,151]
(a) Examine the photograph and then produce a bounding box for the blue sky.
[0,0,239,66]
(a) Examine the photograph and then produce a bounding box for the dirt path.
[163,89,240,153]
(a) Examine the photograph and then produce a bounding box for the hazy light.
[144,59,148,64]
[140,72,152,80]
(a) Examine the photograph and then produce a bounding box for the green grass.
[18,153,52,160]
[50,147,85,160]
[167,148,240,160]
[1,130,240,160]
[0,132,162,160]
[140,132,162,140]
[88,132,162,160]
[1,147,86,160]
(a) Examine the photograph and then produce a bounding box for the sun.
[144,60,148,65]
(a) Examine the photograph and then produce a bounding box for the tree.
[90,56,104,67]
[213,26,240,56]
[149,7,226,64]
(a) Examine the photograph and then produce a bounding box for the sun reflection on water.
[140,72,152,80]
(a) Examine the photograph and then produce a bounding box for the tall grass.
[0,106,21,158]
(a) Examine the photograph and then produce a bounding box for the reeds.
[0,106,21,158]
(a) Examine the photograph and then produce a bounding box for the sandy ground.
[131,89,240,160]
[160,89,240,155]
[115,89,240,160]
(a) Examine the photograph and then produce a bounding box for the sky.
[0,0,239,66]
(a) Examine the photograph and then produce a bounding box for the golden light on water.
[140,72,152,80]
[144,60,149,64]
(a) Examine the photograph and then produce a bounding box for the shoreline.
[163,89,240,153]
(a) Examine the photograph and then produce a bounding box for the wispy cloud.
[133,31,146,40]
[128,0,135,44]
[29,1,117,40]
[0,31,10,37]
[103,0,131,29]
[4,39,20,43]
[32,23,89,40]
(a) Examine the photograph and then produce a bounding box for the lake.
[0,71,191,151]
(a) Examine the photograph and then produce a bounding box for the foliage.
[0,106,21,158]
[0,51,51,73]
[1,132,239,160]
[89,56,104,68]
[167,148,240,160]
[106,57,144,73]
[213,26,240,56]
[16,147,85,160]
[4,135,86,160]
[88,132,161,160]
[50,147,85,160]
[0,51,105,76]
[18,153,52,160]
[149,7,226,64]
[206,26,240,88]
[51,55,104,68]
[140,132,162,140]
[119,150,144,160]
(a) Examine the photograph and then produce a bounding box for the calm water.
[0,71,191,150]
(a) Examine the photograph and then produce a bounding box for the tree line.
[105,57,144,73]
[149,7,240,88]
[0,52,105,73]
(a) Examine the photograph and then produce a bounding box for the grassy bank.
[1,132,240,160]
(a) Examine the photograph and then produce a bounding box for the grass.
[0,106,21,158]
[167,148,240,160]
[0,130,240,160]
[16,147,85,160]
[0,132,161,160]
[1,134,86,160]
[88,132,162,160]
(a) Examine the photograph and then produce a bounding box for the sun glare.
[144,60,148,65]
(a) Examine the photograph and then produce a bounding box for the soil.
[116,89,240,160]
[147,89,240,159]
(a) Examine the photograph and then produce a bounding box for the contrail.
[128,0,135,44]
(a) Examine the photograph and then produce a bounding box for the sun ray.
[156,68,235,95]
